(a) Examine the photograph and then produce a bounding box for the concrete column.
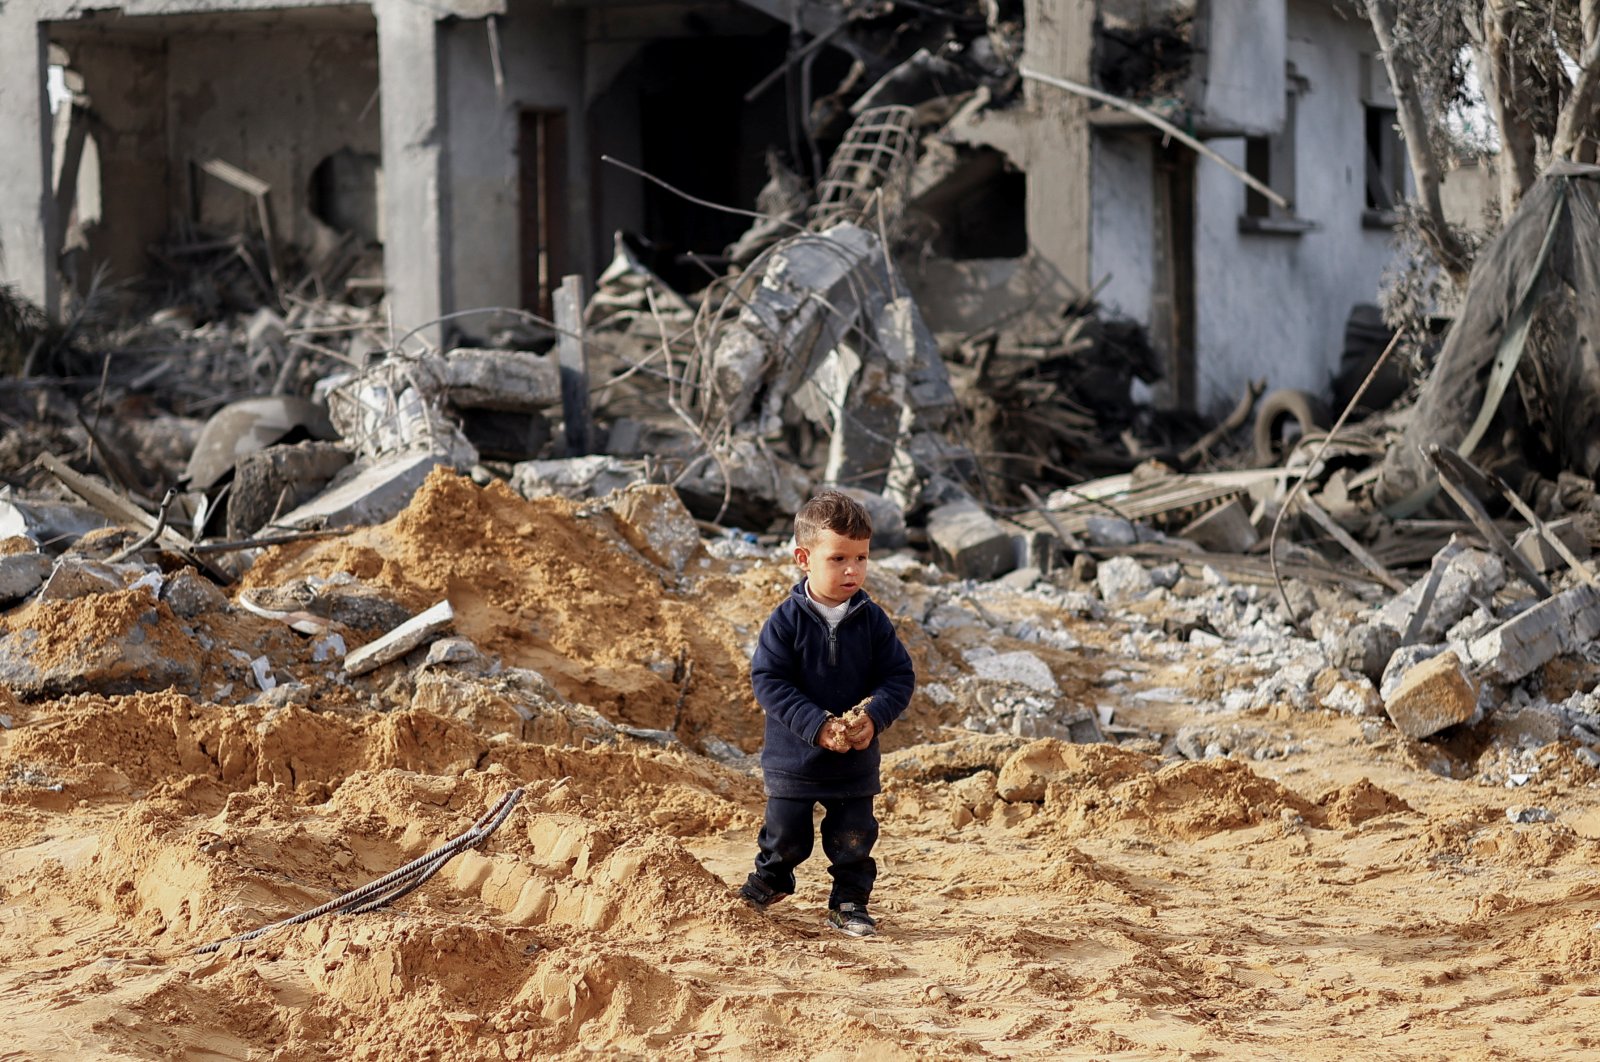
[0,19,58,316]
[1021,0,1093,294]
[376,0,448,344]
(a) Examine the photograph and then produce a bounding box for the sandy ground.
[3,472,1599,1060]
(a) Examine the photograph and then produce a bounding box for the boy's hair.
[795,490,873,547]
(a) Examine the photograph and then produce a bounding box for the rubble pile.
[1,12,1600,1057]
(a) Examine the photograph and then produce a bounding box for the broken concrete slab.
[0,499,108,550]
[1374,543,1504,643]
[0,592,200,699]
[673,437,810,529]
[437,348,562,412]
[1383,650,1479,739]
[38,557,123,602]
[344,599,454,677]
[604,484,702,574]
[275,451,450,531]
[1324,620,1401,683]
[927,499,1015,581]
[1465,583,1600,684]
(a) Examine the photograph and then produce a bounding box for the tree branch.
[1553,0,1600,160]
[1479,0,1541,212]
[1366,0,1473,286]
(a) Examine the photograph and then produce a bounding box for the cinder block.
[927,500,1015,581]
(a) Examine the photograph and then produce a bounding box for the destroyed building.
[2,0,1402,417]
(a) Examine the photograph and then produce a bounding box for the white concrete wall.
[1193,0,1285,134]
[1089,131,1156,324]
[1190,0,1394,415]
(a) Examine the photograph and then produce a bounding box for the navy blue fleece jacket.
[750,581,916,799]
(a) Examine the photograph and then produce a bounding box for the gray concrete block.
[0,551,51,603]
[438,348,562,412]
[162,568,229,618]
[0,599,199,698]
[277,451,450,530]
[1383,650,1479,738]
[927,500,1015,581]
[1466,583,1600,684]
[511,455,647,501]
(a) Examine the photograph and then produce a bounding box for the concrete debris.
[1177,497,1259,553]
[962,647,1058,694]
[511,455,647,501]
[161,568,230,619]
[436,348,562,413]
[603,484,702,574]
[38,557,126,602]
[1373,543,1504,643]
[1095,555,1154,604]
[1513,516,1592,574]
[343,600,455,677]
[276,451,453,531]
[1383,650,1480,739]
[1464,583,1600,684]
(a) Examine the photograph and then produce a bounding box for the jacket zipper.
[801,592,862,668]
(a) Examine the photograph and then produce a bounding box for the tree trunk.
[1366,0,1472,286]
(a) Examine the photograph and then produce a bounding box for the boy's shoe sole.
[826,905,878,937]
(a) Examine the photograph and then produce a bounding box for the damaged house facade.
[0,0,1402,417]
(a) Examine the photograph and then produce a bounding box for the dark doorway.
[520,108,569,318]
[595,29,798,292]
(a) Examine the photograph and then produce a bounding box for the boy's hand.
[846,716,875,751]
[818,718,852,753]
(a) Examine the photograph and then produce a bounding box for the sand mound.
[1317,778,1415,827]
[240,470,775,747]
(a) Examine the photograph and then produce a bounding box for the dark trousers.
[749,795,878,908]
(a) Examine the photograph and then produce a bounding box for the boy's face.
[795,529,870,607]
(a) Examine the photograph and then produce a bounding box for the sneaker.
[826,903,877,937]
[739,878,790,909]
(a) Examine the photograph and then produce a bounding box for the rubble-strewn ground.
[4,473,1600,1059]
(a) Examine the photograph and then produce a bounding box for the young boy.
[739,490,916,937]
